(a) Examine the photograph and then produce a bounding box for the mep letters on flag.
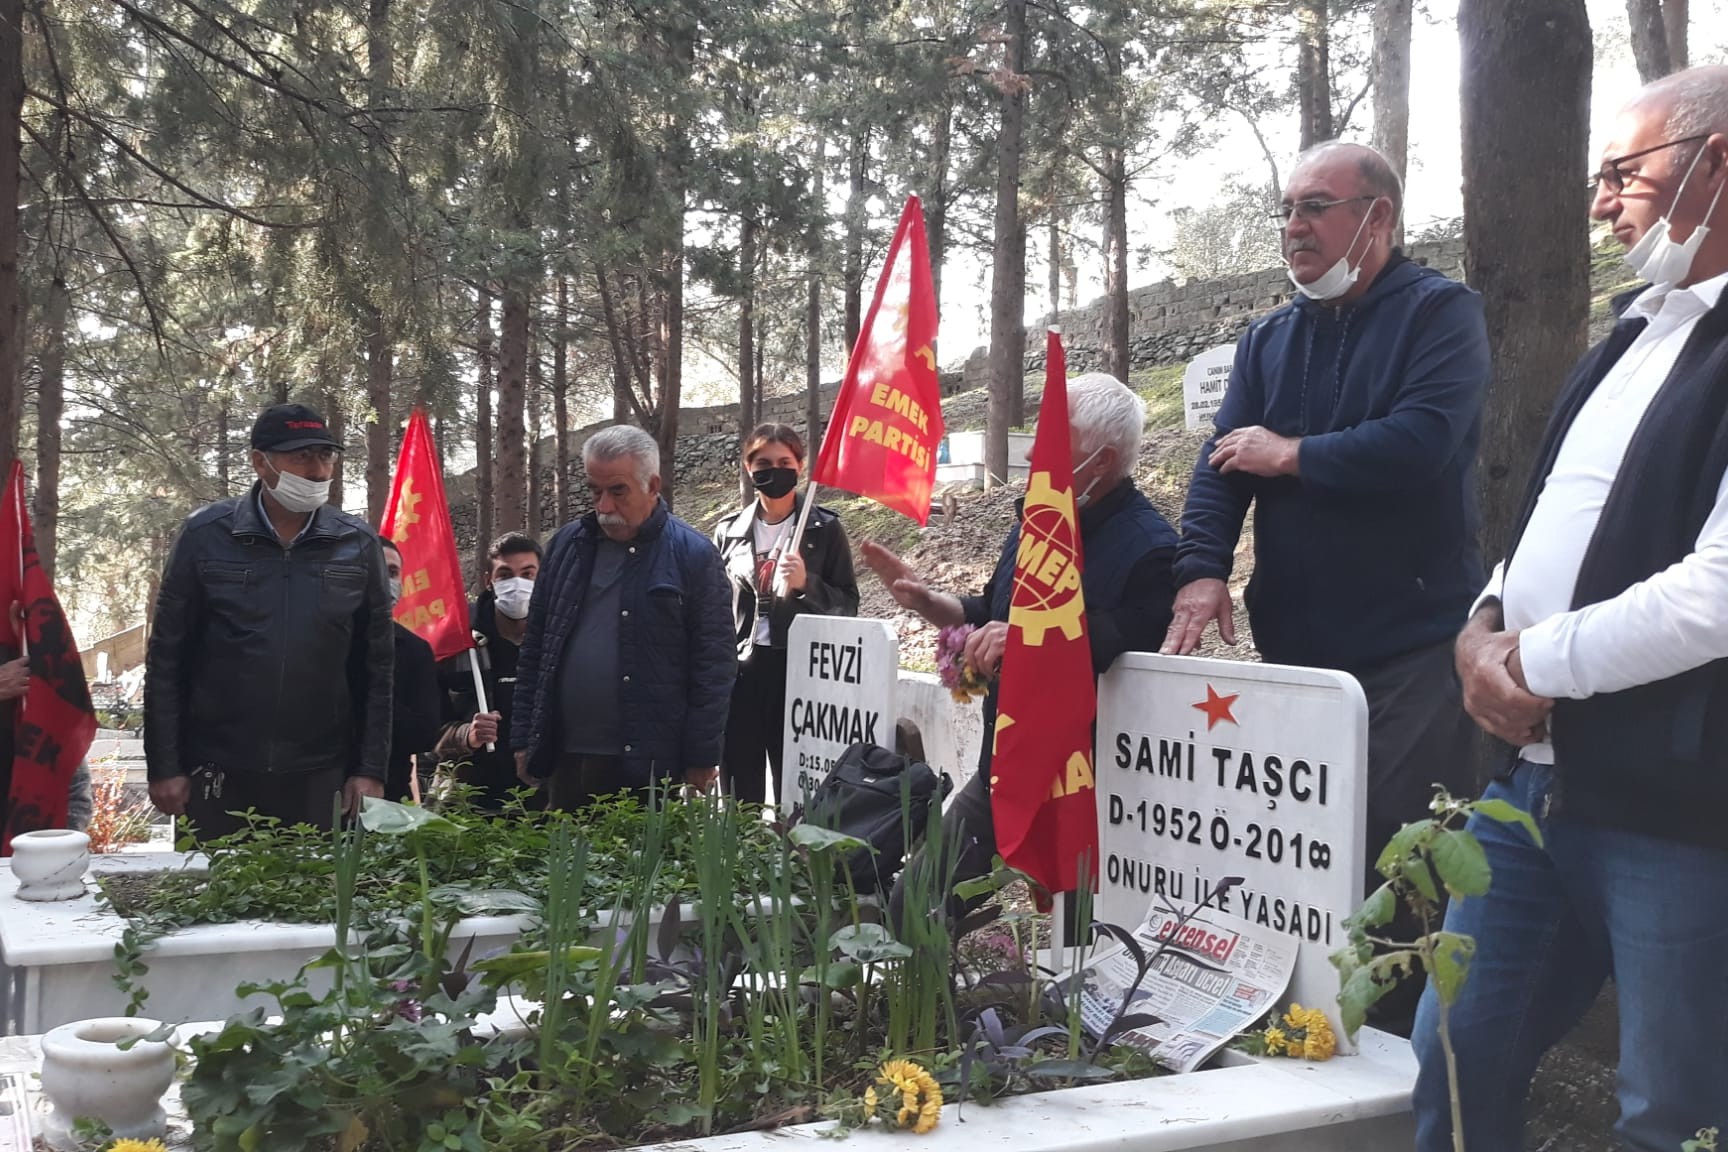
[988,330,1099,895]
[382,411,473,662]
[812,195,945,524]
[0,462,96,852]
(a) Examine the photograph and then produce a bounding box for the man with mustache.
[1418,66,1728,1150]
[1162,142,1490,1030]
[510,424,735,810]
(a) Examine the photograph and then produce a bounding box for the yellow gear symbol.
[1012,470,1085,647]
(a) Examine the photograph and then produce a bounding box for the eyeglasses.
[1268,196,1375,223]
[272,446,340,465]
[1589,134,1709,194]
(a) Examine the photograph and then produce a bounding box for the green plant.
[1331,789,1541,1152]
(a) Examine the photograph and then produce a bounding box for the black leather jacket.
[712,495,860,657]
[143,483,395,782]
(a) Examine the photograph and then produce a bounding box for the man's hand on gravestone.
[1160,578,1236,656]
[858,541,965,628]
[1455,611,1551,746]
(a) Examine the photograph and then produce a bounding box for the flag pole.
[468,647,494,753]
[15,473,26,662]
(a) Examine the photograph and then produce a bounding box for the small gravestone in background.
[780,616,899,812]
[1182,344,1237,432]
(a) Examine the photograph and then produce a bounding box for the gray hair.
[1293,140,1404,223]
[582,424,660,487]
[1068,372,1143,479]
[1656,65,1728,140]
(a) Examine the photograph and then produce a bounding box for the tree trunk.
[365,314,391,527]
[0,0,24,482]
[1102,145,1130,383]
[843,126,867,361]
[806,135,826,451]
[1664,0,1688,70]
[928,104,952,335]
[1371,0,1413,248]
[738,212,757,504]
[658,243,684,510]
[495,284,529,534]
[527,328,543,535]
[1460,0,1592,562]
[986,0,1028,488]
[324,388,345,511]
[1627,0,1673,81]
[33,269,66,578]
[217,402,230,496]
[1296,0,1334,150]
[553,274,571,525]
[475,287,494,581]
[597,268,634,424]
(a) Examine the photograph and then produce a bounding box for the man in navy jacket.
[1163,141,1490,923]
[510,425,735,809]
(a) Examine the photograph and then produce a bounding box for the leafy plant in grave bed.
[141,793,1245,1150]
[101,790,806,1016]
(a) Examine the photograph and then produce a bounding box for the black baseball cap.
[251,403,343,453]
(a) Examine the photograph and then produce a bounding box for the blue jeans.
[1412,761,1728,1151]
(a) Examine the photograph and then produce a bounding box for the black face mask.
[750,466,799,500]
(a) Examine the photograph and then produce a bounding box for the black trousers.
[545,753,646,812]
[719,646,787,807]
[183,764,346,841]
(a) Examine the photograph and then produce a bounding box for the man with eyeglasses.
[1163,140,1489,1029]
[143,402,394,838]
[1418,65,1728,1152]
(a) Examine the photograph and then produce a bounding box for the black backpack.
[797,742,951,894]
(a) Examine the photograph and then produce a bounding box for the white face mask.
[1074,446,1107,509]
[1623,145,1726,286]
[493,576,534,620]
[263,459,331,514]
[1286,199,1381,302]
[387,577,403,604]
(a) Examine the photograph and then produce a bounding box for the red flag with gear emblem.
[381,410,473,662]
[988,329,1098,895]
[811,195,945,525]
[0,462,96,852]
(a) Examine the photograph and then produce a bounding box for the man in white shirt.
[1414,66,1728,1152]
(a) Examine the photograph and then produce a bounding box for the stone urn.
[11,828,90,901]
[39,1017,176,1151]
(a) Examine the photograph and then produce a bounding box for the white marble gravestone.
[780,616,898,812]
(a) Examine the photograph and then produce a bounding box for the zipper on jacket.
[269,540,292,773]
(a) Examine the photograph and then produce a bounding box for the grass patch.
[1130,363,1187,431]
[821,489,924,552]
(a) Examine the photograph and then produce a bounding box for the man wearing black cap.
[143,402,394,837]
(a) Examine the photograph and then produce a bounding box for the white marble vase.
[39,1016,175,1150]
[11,829,90,901]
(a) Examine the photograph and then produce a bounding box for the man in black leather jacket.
[143,403,393,837]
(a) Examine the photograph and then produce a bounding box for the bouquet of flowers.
[936,624,991,703]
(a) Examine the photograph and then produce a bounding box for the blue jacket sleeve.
[509,524,569,756]
[1173,339,1261,588]
[1296,288,1490,494]
[682,535,738,770]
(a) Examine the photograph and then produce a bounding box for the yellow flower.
[863,1086,879,1114]
[1261,1025,1287,1056]
[1302,1014,1337,1062]
[1282,1003,1310,1032]
[875,1058,942,1134]
[108,1141,169,1152]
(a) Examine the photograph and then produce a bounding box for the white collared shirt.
[1476,269,1728,763]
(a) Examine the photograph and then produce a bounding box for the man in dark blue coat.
[1163,142,1489,926]
[864,372,1177,925]
[511,425,735,810]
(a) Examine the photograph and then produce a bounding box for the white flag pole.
[468,646,494,753]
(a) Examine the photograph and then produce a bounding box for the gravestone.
[1182,343,1237,432]
[780,616,898,812]
[1094,653,1368,1050]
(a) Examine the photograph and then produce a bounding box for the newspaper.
[1060,904,1298,1074]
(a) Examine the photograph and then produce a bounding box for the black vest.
[1505,285,1728,846]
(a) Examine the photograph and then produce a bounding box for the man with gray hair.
[510,424,735,809]
[862,372,1177,923]
[1162,142,1489,1012]
[1420,66,1728,1149]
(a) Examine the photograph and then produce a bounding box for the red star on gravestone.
[1192,684,1240,731]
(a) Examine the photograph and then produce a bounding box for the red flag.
[989,330,1098,895]
[381,411,473,662]
[0,463,96,852]
[812,195,945,524]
